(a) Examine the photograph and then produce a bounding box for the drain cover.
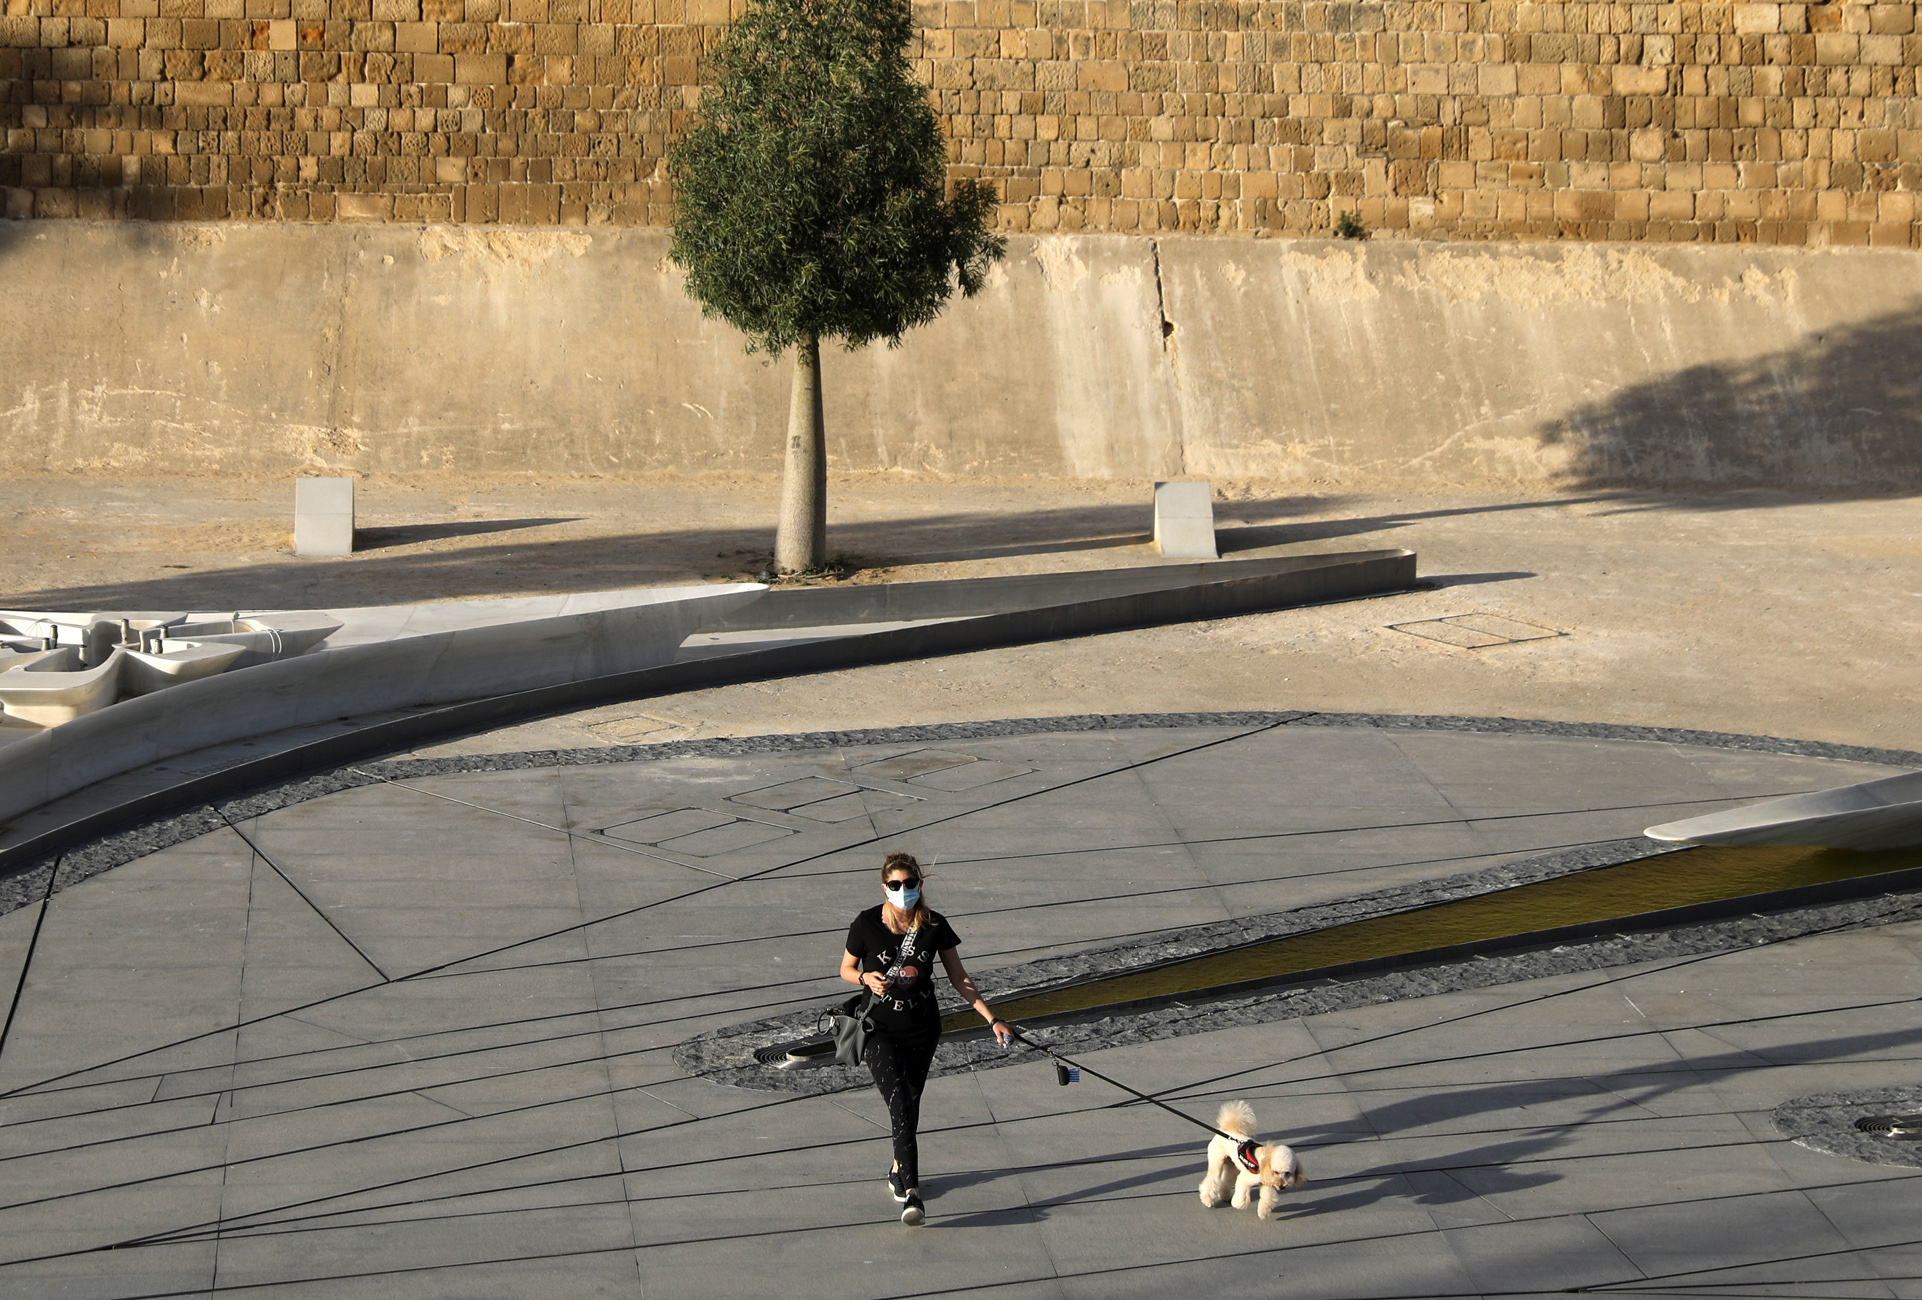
[751,1039,838,1069]
[1389,613,1564,648]
[1776,1088,1922,1165]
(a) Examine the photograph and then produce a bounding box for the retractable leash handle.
[999,1024,1254,1160]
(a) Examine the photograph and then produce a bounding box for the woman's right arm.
[840,949,885,994]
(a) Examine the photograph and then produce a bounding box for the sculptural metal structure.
[0,610,345,729]
[1645,770,1922,853]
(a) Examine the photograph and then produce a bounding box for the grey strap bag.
[827,921,921,1066]
[828,990,875,1066]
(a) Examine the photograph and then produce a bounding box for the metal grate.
[1387,612,1565,649]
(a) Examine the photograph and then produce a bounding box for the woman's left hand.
[991,1020,1015,1046]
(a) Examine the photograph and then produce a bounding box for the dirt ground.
[2,471,1918,755]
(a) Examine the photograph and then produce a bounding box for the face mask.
[884,884,920,910]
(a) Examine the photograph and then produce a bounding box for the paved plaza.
[4,716,1922,1298]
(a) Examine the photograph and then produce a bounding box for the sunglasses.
[883,879,921,891]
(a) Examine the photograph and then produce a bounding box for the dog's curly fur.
[1198,1101,1305,1220]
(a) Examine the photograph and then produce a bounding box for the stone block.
[1153,480,1216,559]
[294,475,354,556]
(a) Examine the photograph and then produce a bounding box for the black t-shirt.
[845,905,961,1041]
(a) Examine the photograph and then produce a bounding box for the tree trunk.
[775,333,827,574]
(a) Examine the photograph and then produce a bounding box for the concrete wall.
[3,221,1919,489]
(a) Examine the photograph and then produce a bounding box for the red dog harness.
[1235,1139,1262,1174]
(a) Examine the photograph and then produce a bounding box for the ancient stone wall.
[1,0,1919,245]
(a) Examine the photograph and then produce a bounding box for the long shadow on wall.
[1538,302,1922,496]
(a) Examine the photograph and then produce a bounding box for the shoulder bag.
[826,919,921,1066]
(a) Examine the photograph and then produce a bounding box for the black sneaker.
[901,1193,925,1226]
[887,1169,908,1203]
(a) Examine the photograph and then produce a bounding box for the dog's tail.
[1215,1100,1257,1138]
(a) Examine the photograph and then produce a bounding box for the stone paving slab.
[0,720,1920,1297]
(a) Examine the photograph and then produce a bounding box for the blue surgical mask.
[884,884,920,910]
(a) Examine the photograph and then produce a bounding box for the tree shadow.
[1213,494,1624,554]
[0,495,1573,612]
[1538,302,1922,499]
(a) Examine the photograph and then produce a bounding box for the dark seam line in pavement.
[0,984,807,1129]
[1595,1286,1920,1296]
[8,879,1899,1256]
[1148,985,1922,1104]
[73,1140,1905,1300]
[813,787,1809,876]
[76,1072,866,1252]
[393,719,1291,979]
[214,808,392,983]
[4,901,1898,1242]
[1574,1293,1903,1299]
[4,907,1890,1230]
[85,1088,1882,1266]
[1577,1234,1922,1290]
[8,841,1717,1145]
[12,710,1909,928]
[0,819,1612,1125]
[110,1140,1917,1253]
[0,721,1284,1102]
[0,857,57,1071]
[195,1115,1829,1246]
[1129,909,1898,1107]
[409,834,1637,984]
[346,768,743,881]
[101,1061,1842,1253]
[765,787,1792,884]
[0,843,1805,1137]
[0,992,848,1180]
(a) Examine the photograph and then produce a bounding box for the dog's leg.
[1199,1151,1228,1207]
[1230,1172,1252,1210]
[1256,1184,1278,1220]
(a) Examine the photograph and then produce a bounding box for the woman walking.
[840,851,1014,1225]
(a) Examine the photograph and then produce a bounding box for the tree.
[667,0,1005,573]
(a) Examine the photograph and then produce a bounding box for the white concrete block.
[1153,480,1217,559]
[295,476,355,557]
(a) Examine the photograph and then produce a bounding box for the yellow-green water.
[944,843,1922,1034]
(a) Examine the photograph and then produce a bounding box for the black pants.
[863,1031,939,1190]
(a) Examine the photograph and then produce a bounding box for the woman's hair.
[881,851,931,931]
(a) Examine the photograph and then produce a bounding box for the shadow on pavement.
[6,493,1608,611]
[352,516,582,550]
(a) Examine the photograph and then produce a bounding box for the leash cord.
[1001,1024,1251,1151]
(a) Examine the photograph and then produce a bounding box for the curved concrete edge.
[0,582,767,827]
[702,551,1397,630]
[0,549,1416,884]
[1646,767,1922,850]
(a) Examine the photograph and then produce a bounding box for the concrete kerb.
[0,548,1417,887]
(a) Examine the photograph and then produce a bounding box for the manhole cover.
[1388,613,1564,648]
[1774,1087,1922,1167]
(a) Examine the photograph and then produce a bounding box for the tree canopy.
[667,0,1005,355]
